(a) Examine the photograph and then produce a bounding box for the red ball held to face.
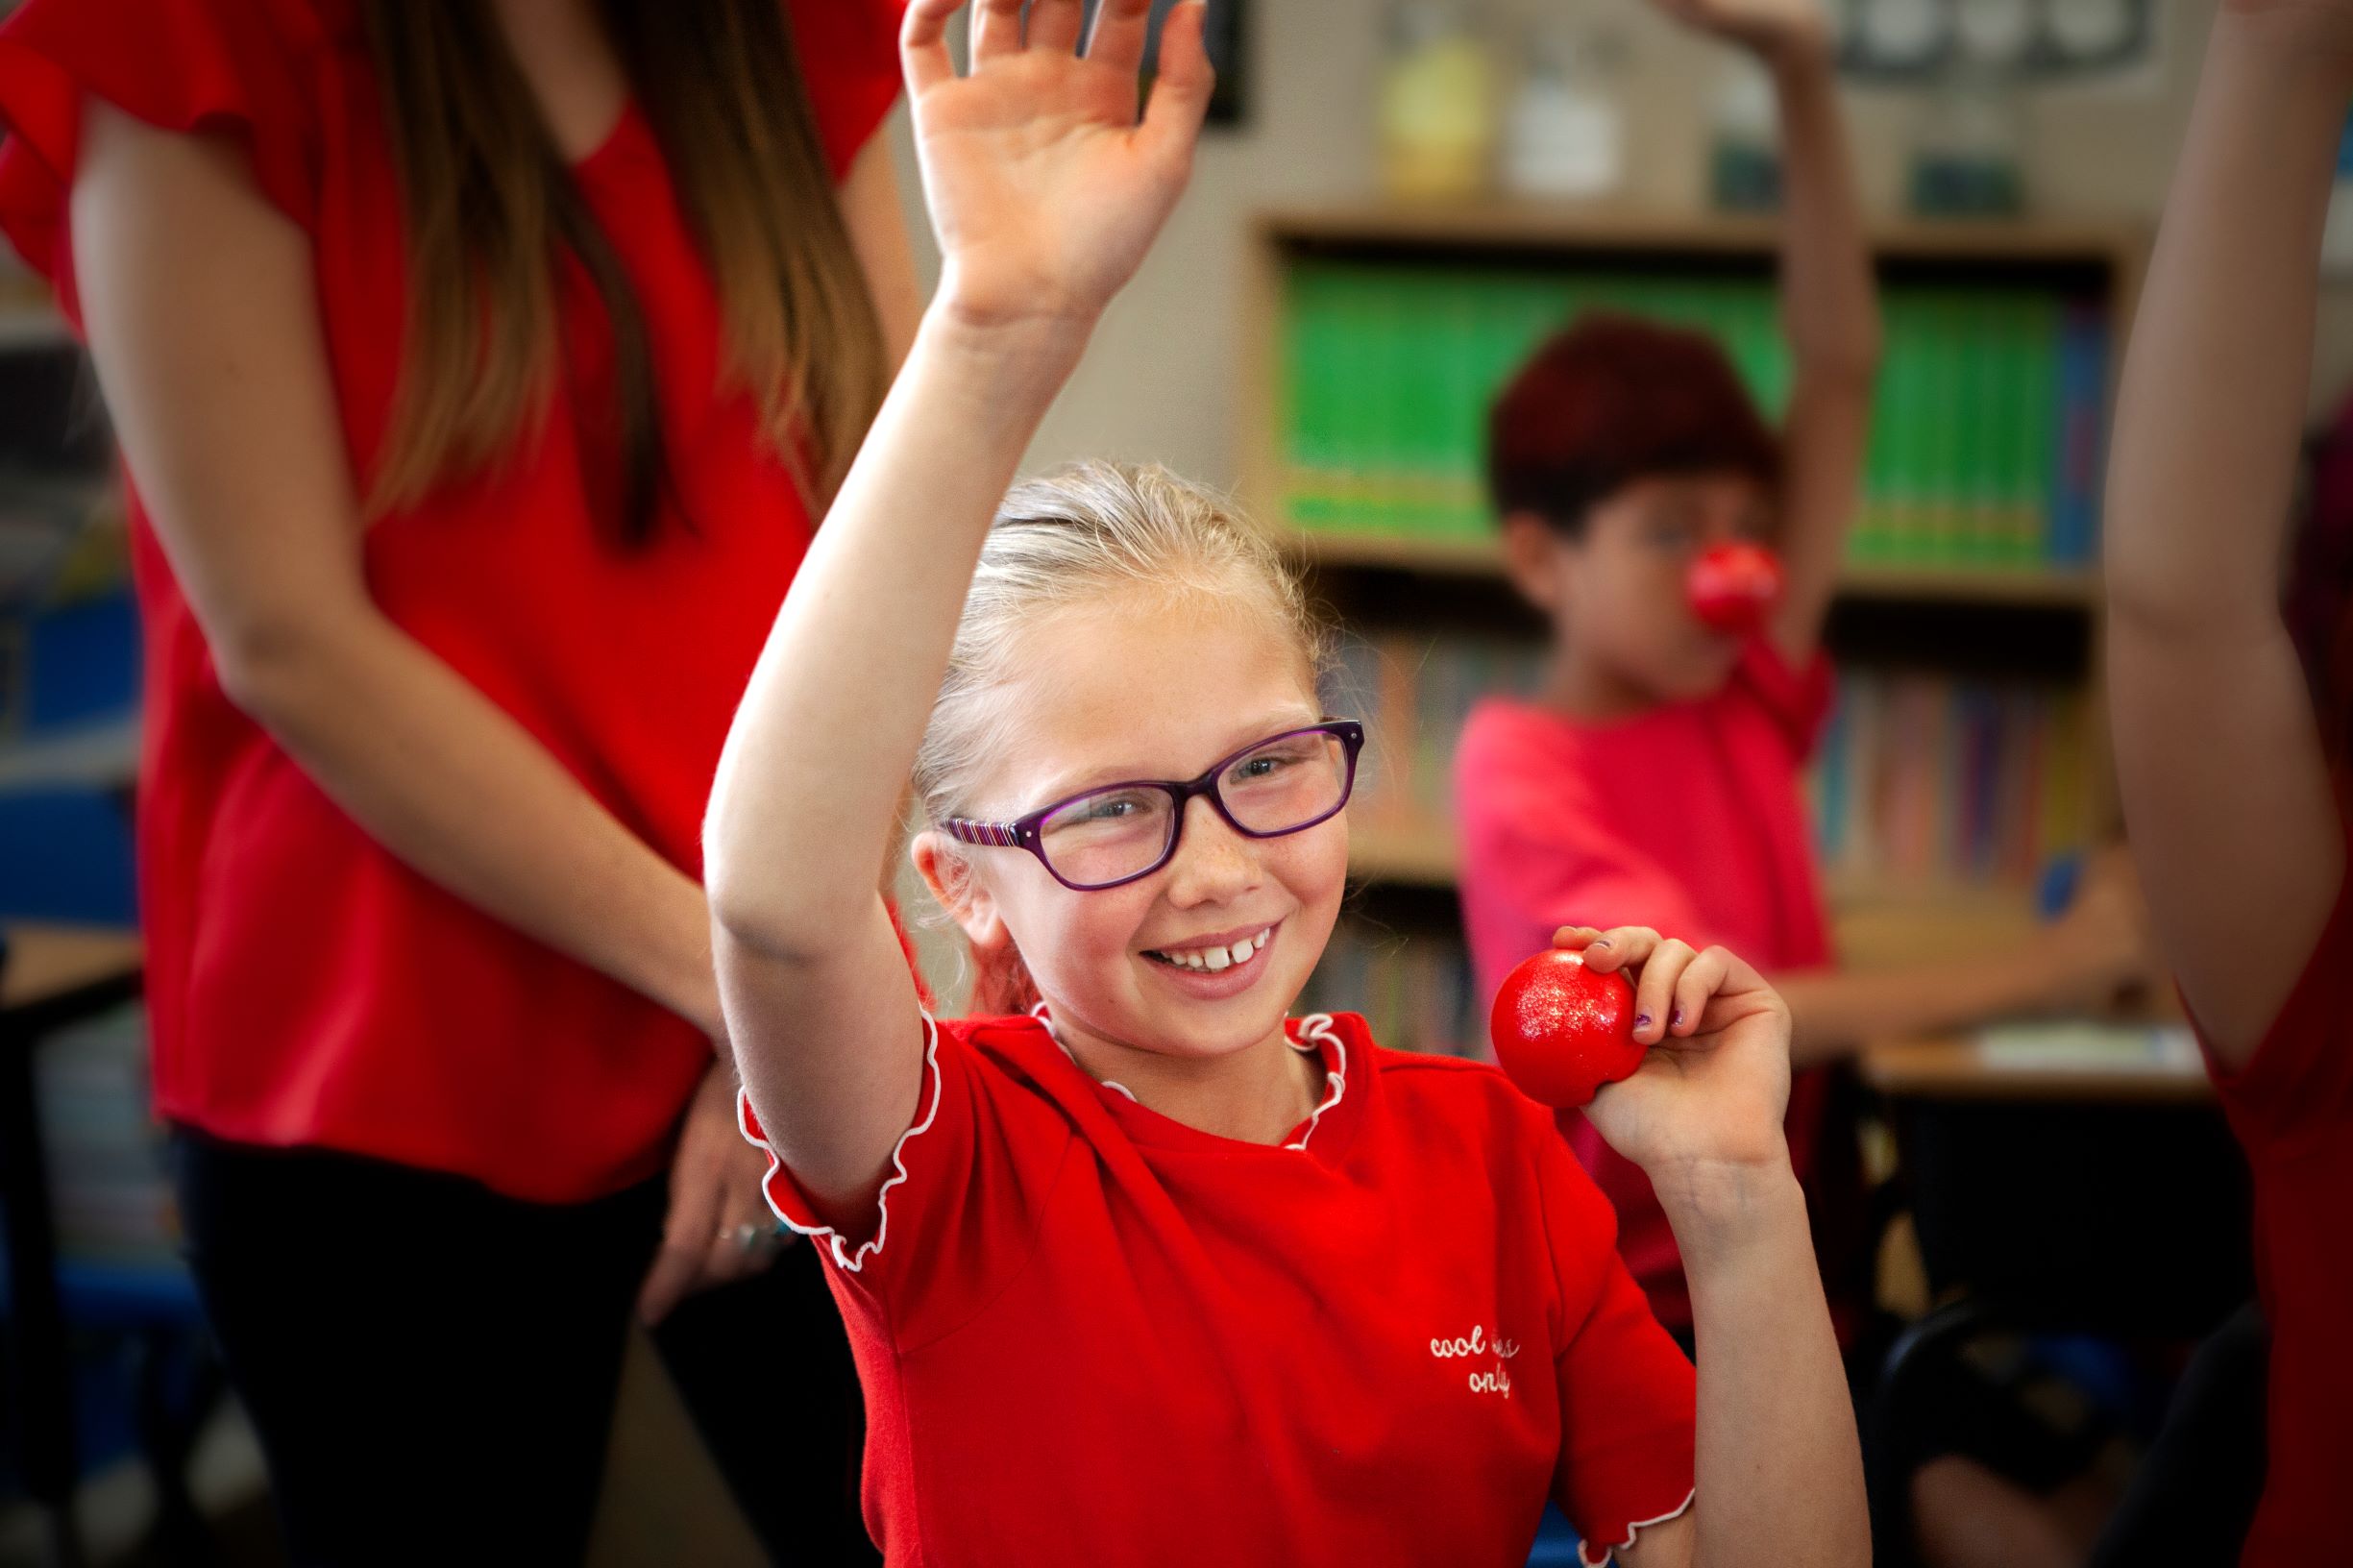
[1684,541,1786,637]
[1487,947,1647,1110]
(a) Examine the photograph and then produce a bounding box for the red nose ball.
[1487,948,1648,1110]
[1685,542,1787,636]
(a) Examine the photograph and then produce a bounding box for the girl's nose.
[1163,794,1262,903]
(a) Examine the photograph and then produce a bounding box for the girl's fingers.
[1567,925,1658,974]
[1086,0,1159,75]
[1630,938,1697,1044]
[1670,945,1734,1037]
[1140,0,1215,146]
[901,0,965,95]
[1028,0,1088,53]
[970,0,1028,63]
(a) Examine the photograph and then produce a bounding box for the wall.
[882,0,2353,490]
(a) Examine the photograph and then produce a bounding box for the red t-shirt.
[743,1010,1699,1567]
[1454,640,1847,1331]
[2191,867,2353,1567]
[0,0,903,1202]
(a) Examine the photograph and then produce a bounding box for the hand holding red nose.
[1685,541,1786,636]
[1487,947,1648,1110]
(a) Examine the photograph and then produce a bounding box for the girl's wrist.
[911,302,1093,421]
[924,282,1099,366]
[1650,1149,1807,1267]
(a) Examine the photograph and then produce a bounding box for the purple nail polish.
[1634,1013,1653,1031]
[1670,1008,1686,1029]
[1590,937,1613,949]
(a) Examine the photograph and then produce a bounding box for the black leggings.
[170,1129,878,1568]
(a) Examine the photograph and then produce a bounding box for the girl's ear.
[912,829,1007,949]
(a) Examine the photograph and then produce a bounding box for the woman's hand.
[902,0,1214,334]
[1643,0,1831,63]
[636,1058,795,1325]
[1558,925,1796,1180]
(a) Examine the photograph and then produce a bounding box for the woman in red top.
[0,0,915,1559]
[2103,2,2353,1560]
[702,5,1870,1563]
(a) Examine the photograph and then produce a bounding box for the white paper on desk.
[1972,1022,2202,1073]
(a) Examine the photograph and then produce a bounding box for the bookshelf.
[1241,203,2147,1055]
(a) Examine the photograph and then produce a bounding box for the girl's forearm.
[230,618,723,1039]
[705,307,1086,954]
[1658,1161,1869,1568]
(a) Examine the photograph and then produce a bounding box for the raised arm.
[704,0,1212,1223]
[1650,0,1880,661]
[1567,927,1869,1568]
[2103,0,2353,1062]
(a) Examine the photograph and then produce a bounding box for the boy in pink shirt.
[1453,0,2157,1345]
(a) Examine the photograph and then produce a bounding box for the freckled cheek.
[1267,821,1351,929]
[1018,882,1162,996]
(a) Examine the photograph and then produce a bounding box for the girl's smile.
[1140,918,1282,997]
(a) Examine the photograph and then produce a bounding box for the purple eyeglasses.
[942,720,1366,892]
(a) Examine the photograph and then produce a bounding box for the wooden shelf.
[1285,527,2101,611]
[1257,202,2147,271]
[1348,823,1458,887]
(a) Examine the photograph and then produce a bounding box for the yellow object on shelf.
[1378,6,1498,201]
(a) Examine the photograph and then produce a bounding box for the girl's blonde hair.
[913,461,1331,1014]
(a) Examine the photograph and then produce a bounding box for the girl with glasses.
[705,3,1868,1563]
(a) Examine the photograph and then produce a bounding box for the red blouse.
[2193,861,2353,1568]
[745,1011,1700,1567]
[0,0,904,1202]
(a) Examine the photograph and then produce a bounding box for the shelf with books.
[1251,206,2140,1056]
[1285,529,2102,610]
[1240,206,2143,591]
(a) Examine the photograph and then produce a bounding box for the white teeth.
[1153,926,1274,973]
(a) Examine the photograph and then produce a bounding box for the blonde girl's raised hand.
[709,3,1213,1227]
[904,0,1213,334]
[1551,925,1794,1182]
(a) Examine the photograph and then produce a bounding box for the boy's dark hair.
[1486,313,1782,537]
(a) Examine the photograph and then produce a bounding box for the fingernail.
[1634,1013,1653,1031]
[1590,938,1613,949]
[1670,1008,1686,1029]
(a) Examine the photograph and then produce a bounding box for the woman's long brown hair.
[360,0,888,543]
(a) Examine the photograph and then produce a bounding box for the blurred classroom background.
[3,0,2341,1562]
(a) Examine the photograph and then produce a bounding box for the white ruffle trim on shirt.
[1576,1489,1697,1567]
[1026,1002,1347,1148]
[1285,1013,1348,1152]
[737,1011,944,1275]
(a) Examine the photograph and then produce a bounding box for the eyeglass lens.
[1035,728,1352,889]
